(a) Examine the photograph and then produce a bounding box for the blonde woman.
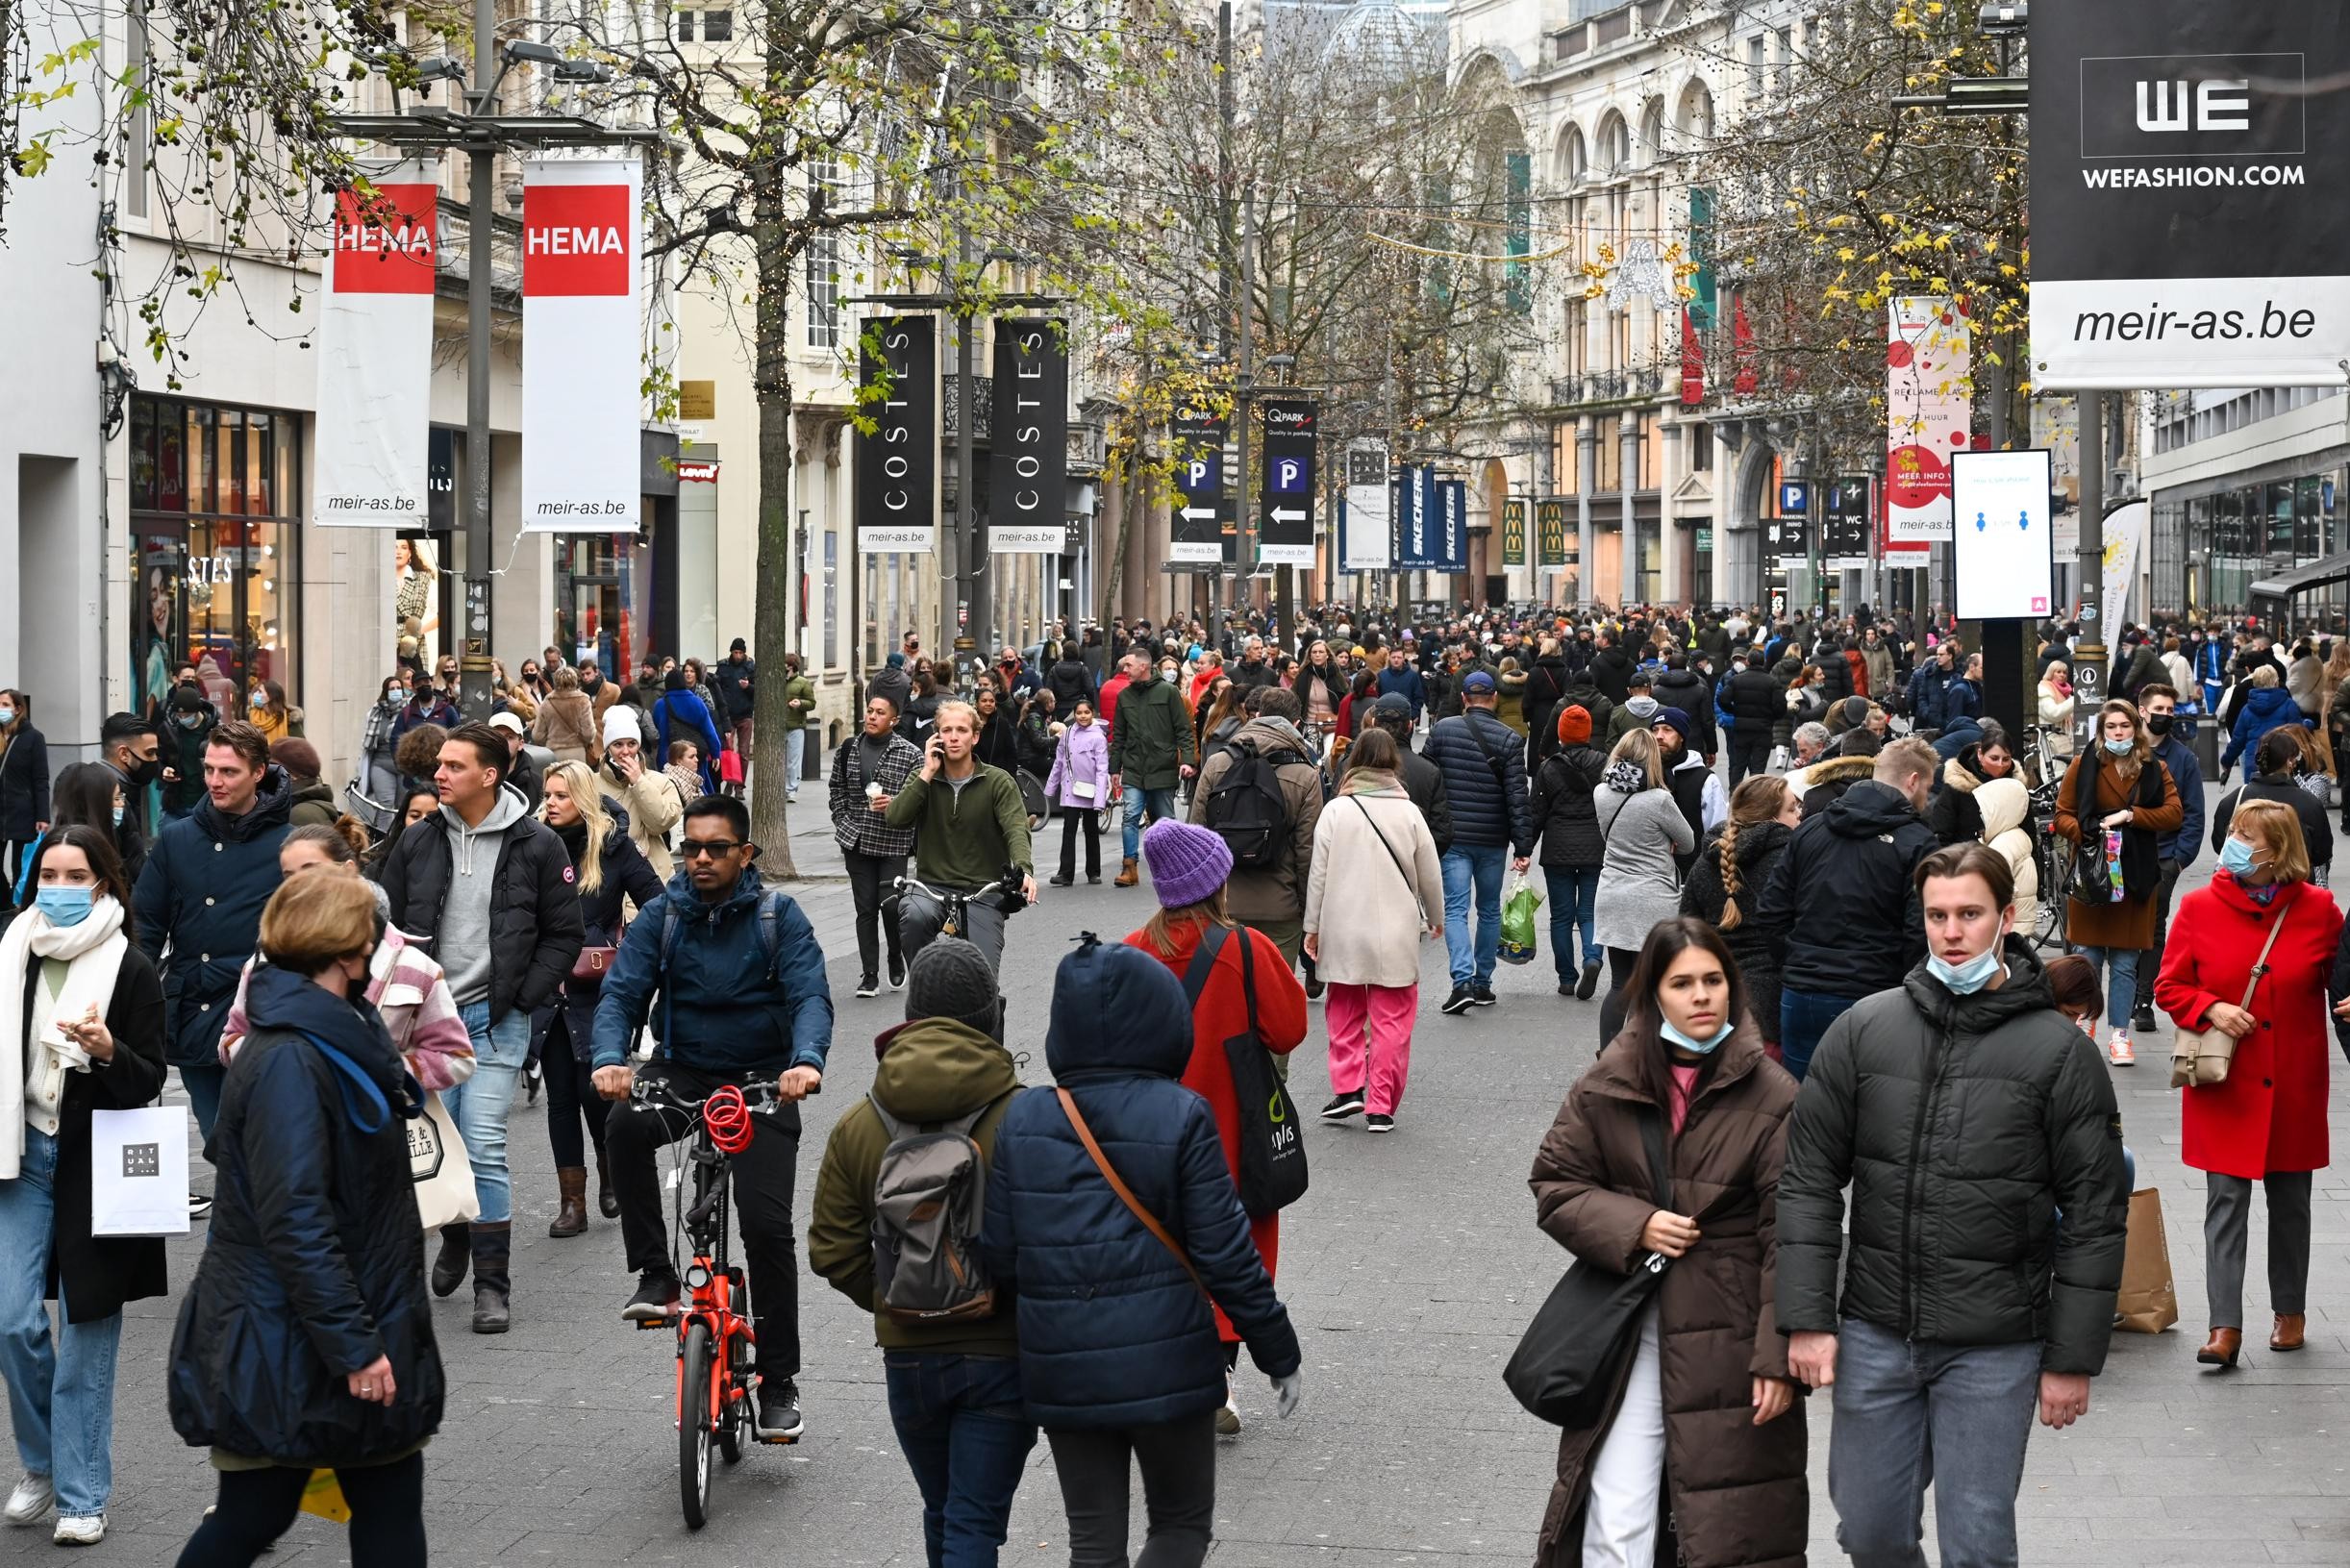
[531,665,600,767]
[2038,661,2076,759]
[1590,729,1695,1046]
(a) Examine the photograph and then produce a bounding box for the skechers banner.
[2030,6,2350,387]
[854,315,938,553]
[988,319,1067,555]
[314,161,437,527]
[520,160,642,532]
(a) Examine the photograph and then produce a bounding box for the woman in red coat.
[1126,817,1308,1435]
[2155,798,2342,1370]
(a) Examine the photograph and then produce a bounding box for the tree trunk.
[749,195,800,879]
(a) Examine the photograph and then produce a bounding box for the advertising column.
[520,159,642,533]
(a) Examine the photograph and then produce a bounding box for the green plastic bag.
[1499,869,1543,966]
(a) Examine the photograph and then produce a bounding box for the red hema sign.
[523,184,632,296]
[332,183,438,295]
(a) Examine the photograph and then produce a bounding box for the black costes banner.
[2031,5,2350,386]
[988,318,1068,555]
[1170,398,1226,563]
[1257,400,1317,568]
[853,316,937,552]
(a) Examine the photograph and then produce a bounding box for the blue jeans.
[1779,987,1862,1083]
[1121,784,1179,861]
[446,1001,534,1224]
[1441,844,1509,987]
[180,1061,228,1144]
[1543,866,1599,977]
[884,1353,1037,1568]
[783,728,805,795]
[1827,1317,2040,1568]
[2068,944,2138,1031]
[0,1130,123,1516]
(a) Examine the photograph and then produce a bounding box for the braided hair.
[1716,774,1792,931]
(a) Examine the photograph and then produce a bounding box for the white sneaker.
[53,1515,103,1546]
[2108,1030,2136,1066]
[4,1475,52,1526]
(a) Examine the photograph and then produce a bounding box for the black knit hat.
[906,937,1003,1041]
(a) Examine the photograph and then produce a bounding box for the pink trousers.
[1325,982,1418,1116]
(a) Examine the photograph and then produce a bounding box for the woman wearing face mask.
[162,686,216,821]
[1527,916,1804,1568]
[361,678,408,807]
[0,828,164,1545]
[2162,802,2342,1370]
[246,680,299,744]
[2211,727,2333,886]
[2053,699,2184,1067]
[5,764,125,921]
[0,691,50,898]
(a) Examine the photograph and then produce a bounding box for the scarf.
[1604,760,1647,794]
[0,893,129,1179]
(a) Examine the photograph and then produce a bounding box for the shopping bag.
[1498,869,1543,966]
[411,1091,480,1231]
[300,1469,351,1524]
[89,1107,189,1236]
[2113,1186,2178,1335]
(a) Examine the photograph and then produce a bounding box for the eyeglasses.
[681,840,746,859]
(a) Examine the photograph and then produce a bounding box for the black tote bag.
[1504,1108,1672,1430]
[1183,925,1309,1217]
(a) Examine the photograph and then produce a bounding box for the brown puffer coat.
[1527,1025,1808,1568]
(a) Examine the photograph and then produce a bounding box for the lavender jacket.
[1043,721,1112,810]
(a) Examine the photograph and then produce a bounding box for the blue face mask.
[111,803,124,828]
[1660,1016,1734,1055]
[35,886,93,928]
[2103,736,2134,756]
[1927,946,2004,994]
[2219,836,2261,878]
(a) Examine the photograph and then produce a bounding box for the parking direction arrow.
[1181,506,1217,522]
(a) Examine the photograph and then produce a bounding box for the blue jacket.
[1420,708,1535,854]
[2151,733,2204,865]
[982,938,1300,1429]
[589,867,833,1076]
[651,686,725,793]
[2193,641,2227,705]
[1906,662,1967,733]
[1375,665,1429,718]
[2223,684,2307,770]
[133,766,295,1065]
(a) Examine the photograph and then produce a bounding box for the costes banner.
[520,159,641,533]
[1340,440,1389,570]
[2031,4,2350,387]
[988,320,1067,554]
[854,316,938,552]
[314,161,438,527]
[1886,296,1971,546]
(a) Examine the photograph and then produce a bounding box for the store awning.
[2248,552,2350,625]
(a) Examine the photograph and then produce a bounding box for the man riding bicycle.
[883,698,1036,972]
[591,796,834,1442]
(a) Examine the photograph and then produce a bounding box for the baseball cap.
[1369,693,1412,720]
[1462,670,1497,695]
[487,710,525,735]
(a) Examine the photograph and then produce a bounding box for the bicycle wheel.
[715,1323,749,1464]
[2038,838,2073,949]
[678,1321,716,1530]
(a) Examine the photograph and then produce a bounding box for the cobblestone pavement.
[79,777,2350,1565]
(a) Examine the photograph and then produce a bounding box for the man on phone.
[885,700,1035,973]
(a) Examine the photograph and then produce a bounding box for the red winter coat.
[2155,872,2343,1180]
[1844,648,1869,699]
[1125,918,1308,1341]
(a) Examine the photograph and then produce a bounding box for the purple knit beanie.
[1141,818,1232,908]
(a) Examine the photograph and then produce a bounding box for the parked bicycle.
[626,1074,798,1530]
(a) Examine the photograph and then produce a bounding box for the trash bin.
[2189,714,2219,778]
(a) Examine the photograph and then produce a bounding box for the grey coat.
[1590,786,1694,951]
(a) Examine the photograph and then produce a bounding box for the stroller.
[342,777,398,839]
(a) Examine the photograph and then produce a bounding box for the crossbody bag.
[2168,897,2289,1089]
[1056,1087,1209,1302]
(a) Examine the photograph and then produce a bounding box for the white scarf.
[0,894,128,1179]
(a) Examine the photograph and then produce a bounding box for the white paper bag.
[410,1091,479,1231]
[90,1107,190,1236]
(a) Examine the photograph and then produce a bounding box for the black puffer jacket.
[133,766,296,1066]
[1680,819,1795,1043]
[1421,709,1535,855]
[1726,665,1784,739]
[1754,780,1938,999]
[1044,657,1095,713]
[2212,773,2334,872]
[1813,642,1855,705]
[168,964,444,1465]
[1589,645,1636,706]
[378,785,586,1026]
[546,810,665,1064]
[1651,668,1718,758]
[1776,941,2128,1373]
[1528,745,1608,869]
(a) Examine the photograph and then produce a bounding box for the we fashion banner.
[520,159,642,534]
[1886,296,1972,544]
[2031,6,2350,386]
[1339,440,1389,571]
[853,315,938,552]
[314,161,438,527]
[988,319,1067,555]
[1257,400,1317,567]
[1170,399,1228,563]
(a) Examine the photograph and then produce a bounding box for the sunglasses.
[681,840,746,859]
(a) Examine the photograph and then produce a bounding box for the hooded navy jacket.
[982,937,1299,1428]
[133,764,295,1065]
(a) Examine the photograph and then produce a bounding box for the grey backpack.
[869,1097,1006,1325]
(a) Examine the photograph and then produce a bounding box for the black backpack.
[1203,740,1301,871]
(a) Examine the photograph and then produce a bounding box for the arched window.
[1638,102,1665,168]
[1675,79,1715,151]
[1557,122,1587,187]
[1595,112,1630,177]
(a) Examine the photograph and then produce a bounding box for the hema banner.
[2031,7,2350,386]
[314,162,438,527]
[520,160,642,532]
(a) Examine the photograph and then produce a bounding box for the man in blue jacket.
[1374,646,1429,720]
[1905,640,1966,734]
[592,794,834,1443]
[1420,670,1536,1016]
[2132,683,2205,1035]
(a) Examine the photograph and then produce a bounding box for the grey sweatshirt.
[1591,784,1697,951]
[436,784,528,1007]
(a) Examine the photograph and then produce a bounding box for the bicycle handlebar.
[628,1076,791,1115]
[893,872,1015,908]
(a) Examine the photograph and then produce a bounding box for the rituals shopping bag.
[88,1107,189,1236]
[2113,1186,2178,1335]
[410,1091,480,1231]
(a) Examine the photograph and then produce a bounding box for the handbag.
[1182,926,1308,1216]
[410,1090,480,1230]
[1503,1107,1672,1429]
[571,943,619,983]
[89,1106,191,1236]
[1056,1086,1209,1302]
[2168,897,2288,1089]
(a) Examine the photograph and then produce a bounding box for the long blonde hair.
[1140,886,1235,958]
[540,759,610,893]
[1607,728,1664,790]
[1716,775,1791,931]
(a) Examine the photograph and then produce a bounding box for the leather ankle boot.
[2196,1327,2242,1368]
[1113,857,1139,887]
[430,1223,471,1297]
[595,1147,620,1219]
[549,1168,588,1238]
[471,1221,512,1333]
[2270,1313,2307,1352]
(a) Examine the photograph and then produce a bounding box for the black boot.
[471,1220,512,1333]
[595,1146,620,1219]
[431,1223,470,1297]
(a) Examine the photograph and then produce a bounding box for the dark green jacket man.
[1107,670,1196,790]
